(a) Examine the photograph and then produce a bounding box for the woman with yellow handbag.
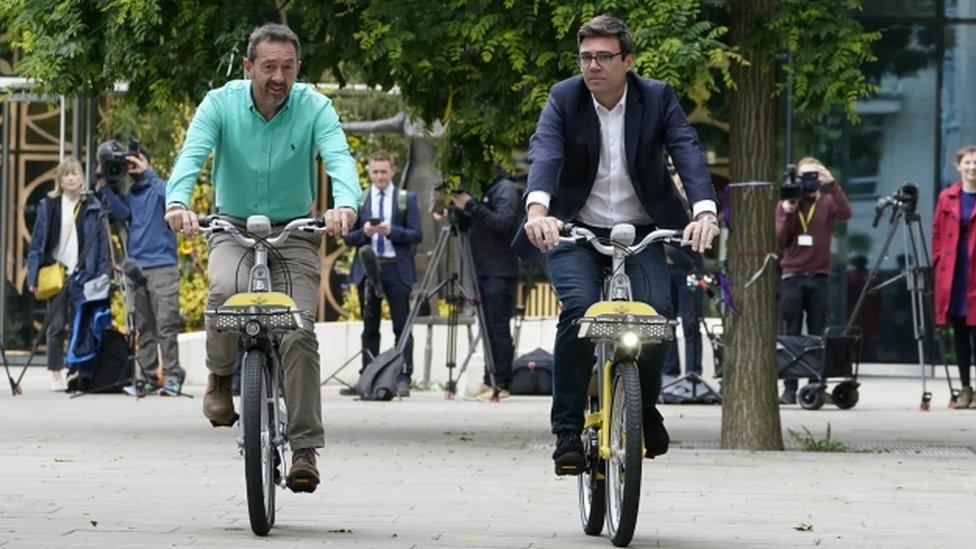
[25,157,109,391]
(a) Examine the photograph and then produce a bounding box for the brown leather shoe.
[287,448,320,493]
[203,373,238,427]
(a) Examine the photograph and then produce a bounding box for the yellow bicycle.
[560,224,680,547]
[201,214,325,536]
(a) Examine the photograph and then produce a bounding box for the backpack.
[509,347,553,395]
[67,329,130,393]
[355,348,404,401]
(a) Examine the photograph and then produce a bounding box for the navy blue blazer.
[512,72,717,260]
[344,186,423,286]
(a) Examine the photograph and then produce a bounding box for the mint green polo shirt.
[166,80,360,222]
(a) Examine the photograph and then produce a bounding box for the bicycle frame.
[565,225,680,460]
[202,215,323,454]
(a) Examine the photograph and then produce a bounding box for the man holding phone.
[343,151,423,396]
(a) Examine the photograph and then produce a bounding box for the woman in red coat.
[933,145,976,408]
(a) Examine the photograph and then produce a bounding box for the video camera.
[872,182,919,227]
[96,138,141,187]
[780,165,822,201]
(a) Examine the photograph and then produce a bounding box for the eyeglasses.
[576,51,623,68]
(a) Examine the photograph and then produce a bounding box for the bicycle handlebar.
[557,224,686,257]
[198,215,326,248]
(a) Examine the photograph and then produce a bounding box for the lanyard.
[798,193,820,234]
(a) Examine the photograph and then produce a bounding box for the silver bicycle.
[201,214,325,536]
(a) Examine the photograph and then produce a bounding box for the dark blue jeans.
[663,264,703,376]
[545,239,671,434]
[360,262,414,377]
[477,276,517,388]
[780,274,828,391]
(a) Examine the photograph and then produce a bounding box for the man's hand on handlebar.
[165,204,201,237]
[322,207,356,237]
[524,203,564,253]
[682,213,720,253]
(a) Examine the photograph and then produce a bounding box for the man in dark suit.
[512,14,720,475]
[343,151,423,397]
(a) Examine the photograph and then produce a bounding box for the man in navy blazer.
[343,151,423,397]
[512,14,720,475]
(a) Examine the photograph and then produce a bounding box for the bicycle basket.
[205,292,304,334]
[577,313,676,343]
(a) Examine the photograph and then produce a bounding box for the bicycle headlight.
[620,331,640,348]
[245,320,262,336]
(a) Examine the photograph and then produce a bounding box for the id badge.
[797,234,813,247]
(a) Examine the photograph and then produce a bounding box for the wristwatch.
[697,213,719,227]
[166,201,187,212]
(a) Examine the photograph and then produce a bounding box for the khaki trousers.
[205,219,323,449]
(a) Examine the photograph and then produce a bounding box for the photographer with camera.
[433,171,522,400]
[775,156,852,404]
[932,145,976,408]
[342,151,422,398]
[97,141,185,396]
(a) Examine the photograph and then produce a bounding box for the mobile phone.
[368,217,382,225]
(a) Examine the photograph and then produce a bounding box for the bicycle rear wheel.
[578,393,605,536]
[605,362,643,547]
[242,349,276,536]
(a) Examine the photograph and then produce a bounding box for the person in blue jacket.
[99,148,185,396]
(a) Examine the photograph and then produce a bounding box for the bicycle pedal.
[208,413,239,428]
[554,463,583,476]
[286,475,319,493]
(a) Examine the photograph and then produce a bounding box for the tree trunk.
[722,0,783,451]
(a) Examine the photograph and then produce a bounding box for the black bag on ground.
[355,349,403,401]
[67,329,129,393]
[509,347,553,395]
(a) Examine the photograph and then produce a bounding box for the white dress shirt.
[371,184,396,258]
[527,86,716,225]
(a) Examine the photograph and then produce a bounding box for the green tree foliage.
[350,0,738,178]
[1,0,737,178]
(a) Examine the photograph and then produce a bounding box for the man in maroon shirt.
[775,157,852,404]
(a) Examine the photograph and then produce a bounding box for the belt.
[377,257,397,265]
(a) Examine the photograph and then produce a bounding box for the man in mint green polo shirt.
[165,23,359,493]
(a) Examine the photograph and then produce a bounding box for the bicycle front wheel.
[605,362,643,547]
[242,349,276,536]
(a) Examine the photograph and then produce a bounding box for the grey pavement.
[1,369,975,548]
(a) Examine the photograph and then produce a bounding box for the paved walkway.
[1,370,974,548]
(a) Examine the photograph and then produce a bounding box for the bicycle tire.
[243,349,276,536]
[579,395,605,536]
[605,362,643,547]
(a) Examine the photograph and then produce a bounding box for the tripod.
[659,271,721,404]
[405,209,497,399]
[847,185,953,410]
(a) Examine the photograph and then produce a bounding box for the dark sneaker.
[642,408,669,458]
[552,432,584,475]
[395,379,411,397]
[159,378,183,397]
[123,380,159,396]
[338,386,358,396]
[779,389,797,405]
[203,373,238,427]
[286,448,320,493]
